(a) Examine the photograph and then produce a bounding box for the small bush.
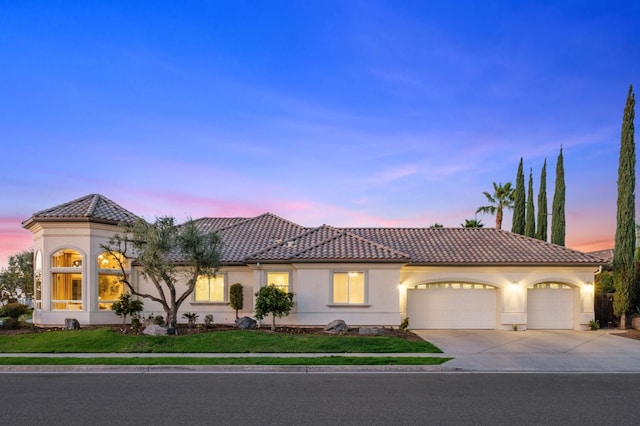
[589,319,600,330]
[153,315,165,325]
[204,314,214,327]
[1,317,21,329]
[399,317,409,332]
[0,303,30,319]
[230,283,244,319]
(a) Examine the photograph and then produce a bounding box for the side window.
[195,275,226,302]
[266,272,290,292]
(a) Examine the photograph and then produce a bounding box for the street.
[3,372,639,425]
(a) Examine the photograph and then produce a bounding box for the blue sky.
[1,0,638,267]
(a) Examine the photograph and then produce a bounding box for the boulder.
[236,316,257,329]
[64,318,80,330]
[358,327,387,336]
[324,319,348,334]
[142,324,167,336]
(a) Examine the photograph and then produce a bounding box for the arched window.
[97,252,128,310]
[51,249,83,310]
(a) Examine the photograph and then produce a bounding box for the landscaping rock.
[142,324,167,336]
[358,327,387,336]
[324,319,348,334]
[236,316,257,329]
[64,318,80,330]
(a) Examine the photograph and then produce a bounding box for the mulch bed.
[0,324,422,340]
[611,329,640,341]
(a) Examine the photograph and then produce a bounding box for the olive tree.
[254,284,294,331]
[0,249,34,303]
[103,217,222,329]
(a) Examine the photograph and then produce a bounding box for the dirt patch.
[611,329,640,341]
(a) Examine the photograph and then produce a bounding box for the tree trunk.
[271,315,276,331]
[620,313,627,330]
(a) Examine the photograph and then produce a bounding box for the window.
[34,251,42,310]
[266,272,290,293]
[332,271,365,304]
[51,249,83,310]
[195,275,226,302]
[97,252,128,310]
[51,273,82,310]
[529,282,572,289]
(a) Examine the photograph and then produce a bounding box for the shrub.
[589,319,600,330]
[0,303,30,319]
[182,312,199,328]
[1,317,21,329]
[399,317,409,332]
[254,284,294,331]
[111,294,144,327]
[204,314,214,327]
[153,315,165,325]
[229,283,244,319]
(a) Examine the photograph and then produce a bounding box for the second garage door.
[407,284,497,329]
[527,283,574,329]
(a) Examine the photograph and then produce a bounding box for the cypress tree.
[536,160,548,241]
[613,85,636,328]
[512,158,525,234]
[525,168,536,238]
[551,147,565,245]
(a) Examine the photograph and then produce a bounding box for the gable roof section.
[247,225,411,263]
[194,213,307,263]
[345,227,602,266]
[22,194,139,227]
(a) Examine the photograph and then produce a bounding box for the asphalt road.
[3,373,639,425]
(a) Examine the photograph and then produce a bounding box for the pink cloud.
[0,217,33,268]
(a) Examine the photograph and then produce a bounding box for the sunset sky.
[1,1,638,267]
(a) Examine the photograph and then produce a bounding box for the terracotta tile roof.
[587,249,614,264]
[23,194,139,226]
[247,225,411,262]
[194,213,307,263]
[344,227,602,265]
[23,194,604,267]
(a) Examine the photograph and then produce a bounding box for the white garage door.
[527,284,574,329]
[407,284,497,329]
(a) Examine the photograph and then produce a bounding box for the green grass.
[0,356,451,366]
[0,329,441,354]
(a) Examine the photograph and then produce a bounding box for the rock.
[324,319,348,334]
[358,327,387,336]
[142,324,167,336]
[631,316,640,330]
[64,318,80,330]
[236,316,257,329]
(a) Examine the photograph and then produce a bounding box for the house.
[22,194,603,330]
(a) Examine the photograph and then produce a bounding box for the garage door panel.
[407,288,496,329]
[527,288,573,329]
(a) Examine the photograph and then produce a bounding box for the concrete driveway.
[413,329,640,372]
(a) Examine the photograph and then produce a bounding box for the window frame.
[192,273,228,304]
[50,248,84,311]
[329,270,369,306]
[265,271,291,293]
[96,251,129,311]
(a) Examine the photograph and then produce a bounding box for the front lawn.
[0,328,441,354]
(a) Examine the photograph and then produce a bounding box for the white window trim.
[329,270,368,306]
[192,273,229,304]
[264,271,292,293]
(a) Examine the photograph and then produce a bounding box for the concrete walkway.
[412,329,640,372]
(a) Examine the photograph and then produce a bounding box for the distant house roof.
[587,249,614,264]
[23,194,604,267]
[22,194,139,227]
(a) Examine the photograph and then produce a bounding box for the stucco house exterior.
[22,194,603,330]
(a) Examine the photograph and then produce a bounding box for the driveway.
[413,329,640,372]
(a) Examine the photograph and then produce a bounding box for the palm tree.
[461,219,484,228]
[476,182,515,230]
